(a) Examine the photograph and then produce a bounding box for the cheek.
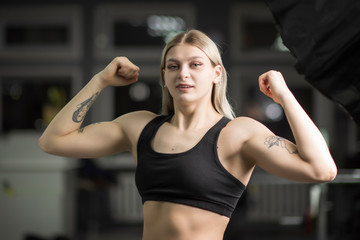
[163,72,176,84]
[201,73,217,86]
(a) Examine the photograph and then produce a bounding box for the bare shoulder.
[225,116,273,138]
[113,110,157,133]
[219,116,274,152]
[112,110,158,145]
[220,116,275,164]
[113,110,157,126]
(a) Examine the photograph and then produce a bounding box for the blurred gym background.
[0,0,359,240]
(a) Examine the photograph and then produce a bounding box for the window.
[94,3,196,61]
[5,25,69,46]
[0,5,82,61]
[0,66,81,133]
[1,77,70,132]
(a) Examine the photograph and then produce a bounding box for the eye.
[191,62,203,68]
[166,64,178,70]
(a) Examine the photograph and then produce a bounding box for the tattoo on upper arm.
[77,122,102,134]
[72,91,100,123]
[264,136,298,154]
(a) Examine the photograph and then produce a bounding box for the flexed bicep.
[264,136,298,154]
[240,118,327,183]
[243,133,318,182]
[46,121,130,159]
[39,56,141,157]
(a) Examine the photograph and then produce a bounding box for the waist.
[142,201,229,240]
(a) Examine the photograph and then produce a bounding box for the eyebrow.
[166,56,205,63]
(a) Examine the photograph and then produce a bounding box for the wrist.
[91,73,108,90]
[278,91,296,109]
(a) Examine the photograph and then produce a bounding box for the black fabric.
[265,0,360,125]
[135,115,246,217]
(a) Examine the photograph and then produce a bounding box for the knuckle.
[114,56,127,62]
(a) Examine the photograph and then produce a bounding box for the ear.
[212,65,222,84]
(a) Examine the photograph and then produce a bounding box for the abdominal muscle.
[142,201,230,240]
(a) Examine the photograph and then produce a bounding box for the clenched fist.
[96,57,140,88]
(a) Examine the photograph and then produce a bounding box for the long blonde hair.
[160,29,235,119]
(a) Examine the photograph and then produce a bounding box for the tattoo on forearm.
[264,136,298,154]
[72,92,100,123]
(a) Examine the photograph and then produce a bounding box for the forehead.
[166,44,209,61]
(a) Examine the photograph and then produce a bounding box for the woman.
[39,29,337,240]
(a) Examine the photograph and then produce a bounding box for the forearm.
[39,74,104,146]
[280,92,337,179]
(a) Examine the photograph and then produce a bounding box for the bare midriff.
[142,201,230,240]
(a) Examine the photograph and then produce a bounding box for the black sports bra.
[135,115,246,217]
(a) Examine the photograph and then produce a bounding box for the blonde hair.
[160,30,235,119]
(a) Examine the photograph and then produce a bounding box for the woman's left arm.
[242,70,337,183]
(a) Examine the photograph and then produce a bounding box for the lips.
[176,84,193,89]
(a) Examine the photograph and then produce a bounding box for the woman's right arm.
[38,57,143,158]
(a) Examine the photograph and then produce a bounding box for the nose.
[179,65,190,79]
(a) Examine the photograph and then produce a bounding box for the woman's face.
[163,43,222,106]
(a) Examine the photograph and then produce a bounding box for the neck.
[171,104,221,130]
